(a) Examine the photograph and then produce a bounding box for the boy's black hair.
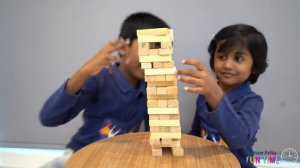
[208,24,268,84]
[119,12,170,44]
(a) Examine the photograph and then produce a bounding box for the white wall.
[0,0,299,152]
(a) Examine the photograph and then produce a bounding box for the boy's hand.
[82,38,130,76]
[66,38,129,95]
[177,59,223,109]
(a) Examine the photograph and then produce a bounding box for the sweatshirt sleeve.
[189,113,201,136]
[207,95,263,150]
[39,77,98,126]
[189,96,205,136]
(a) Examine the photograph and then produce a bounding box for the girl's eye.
[217,54,226,60]
[235,55,244,62]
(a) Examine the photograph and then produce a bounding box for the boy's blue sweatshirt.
[40,65,148,152]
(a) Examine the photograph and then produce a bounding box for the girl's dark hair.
[119,12,170,44]
[208,24,268,84]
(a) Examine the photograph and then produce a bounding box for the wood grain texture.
[65,132,240,168]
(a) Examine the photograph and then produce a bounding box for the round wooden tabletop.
[65,132,240,168]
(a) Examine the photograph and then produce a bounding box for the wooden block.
[147,81,177,87]
[147,94,177,99]
[148,108,179,114]
[167,86,178,95]
[138,49,149,56]
[159,114,170,120]
[150,132,181,139]
[149,114,159,120]
[171,146,184,156]
[159,48,173,55]
[156,86,167,95]
[145,75,155,82]
[149,120,180,127]
[138,42,149,49]
[161,138,172,146]
[154,75,165,81]
[171,139,181,147]
[137,28,170,36]
[157,100,167,107]
[160,126,171,132]
[147,100,158,107]
[164,61,175,68]
[153,62,164,69]
[150,126,160,132]
[169,114,180,120]
[150,139,160,146]
[170,126,181,132]
[170,29,174,42]
[139,55,172,63]
[147,86,156,95]
[144,67,176,75]
[161,42,172,49]
[137,35,172,43]
[167,99,179,107]
[151,147,162,156]
[165,74,177,81]
[149,49,159,55]
[141,62,152,69]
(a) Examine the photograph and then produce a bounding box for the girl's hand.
[177,59,224,110]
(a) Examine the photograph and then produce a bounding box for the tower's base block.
[151,146,184,156]
[152,147,163,156]
[171,146,184,156]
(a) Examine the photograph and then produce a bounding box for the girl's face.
[213,45,253,92]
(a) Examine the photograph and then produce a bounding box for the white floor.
[1,147,300,168]
[0,147,64,168]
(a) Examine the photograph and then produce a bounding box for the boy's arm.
[207,95,263,150]
[39,77,97,126]
[39,39,129,126]
[66,38,128,94]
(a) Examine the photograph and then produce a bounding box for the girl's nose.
[223,59,233,69]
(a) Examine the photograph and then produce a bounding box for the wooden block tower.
[137,28,184,156]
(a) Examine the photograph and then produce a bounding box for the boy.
[40,12,170,167]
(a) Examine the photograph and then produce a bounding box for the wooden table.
[65,132,240,168]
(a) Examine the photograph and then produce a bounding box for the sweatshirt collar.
[112,64,146,95]
[226,81,252,103]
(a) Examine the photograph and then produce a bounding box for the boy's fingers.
[103,38,128,53]
[107,55,121,63]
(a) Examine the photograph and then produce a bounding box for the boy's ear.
[118,47,129,57]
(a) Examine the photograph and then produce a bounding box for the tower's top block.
[137,28,174,43]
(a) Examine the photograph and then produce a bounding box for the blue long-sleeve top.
[40,65,149,152]
[189,81,263,168]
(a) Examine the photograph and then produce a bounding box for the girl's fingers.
[183,87,204,94]
[181,59,207,71]
[178,76,204,86]
[177,69,207,79]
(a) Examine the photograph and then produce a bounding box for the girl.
[177,24,268,168]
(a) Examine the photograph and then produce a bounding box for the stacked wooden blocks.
[137,28,184,156]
